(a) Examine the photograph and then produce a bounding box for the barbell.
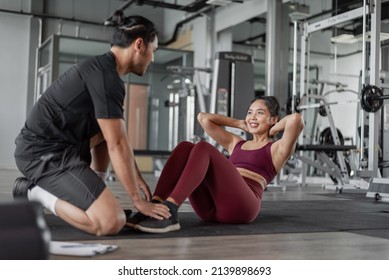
[294,84,389,113]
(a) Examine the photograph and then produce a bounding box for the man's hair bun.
[110,10,126,26]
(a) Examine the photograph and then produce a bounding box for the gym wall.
[0,13,31,169]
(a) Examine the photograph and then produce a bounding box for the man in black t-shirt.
[13,13,171,236]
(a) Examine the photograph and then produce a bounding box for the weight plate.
[361,85,383,113]
[318,127,344,158]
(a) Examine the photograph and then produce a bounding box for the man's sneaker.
[13,177,35,200]
[135,216,181,233]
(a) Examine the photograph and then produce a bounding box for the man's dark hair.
[110,11,158,48]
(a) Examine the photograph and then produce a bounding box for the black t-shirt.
[15,51,125,160]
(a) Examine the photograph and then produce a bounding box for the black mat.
[45,193,389,241]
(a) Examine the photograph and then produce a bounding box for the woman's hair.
[251,96,280,117]
[110,10,158,48]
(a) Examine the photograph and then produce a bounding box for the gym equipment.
[210,51,254,119]
[166,65,212,146]
[205,51,255,148]
[364,74,389,202]
[0,201,51,259]
[295,144,356,188]
[360,84,387,113]
[295,79,359,144]
[318,127,345,158]
[317,127,355,184]
[290,1,385,194]
[294,92,357,189]
[296,85,388,114]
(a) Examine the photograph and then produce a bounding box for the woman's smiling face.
[245,99,275,134]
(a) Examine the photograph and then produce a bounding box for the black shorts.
[15,147,106,211]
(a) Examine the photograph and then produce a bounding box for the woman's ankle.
[163,200,179,215]
[166,197,178,206]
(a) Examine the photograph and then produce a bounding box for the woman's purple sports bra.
[229,140,277,184]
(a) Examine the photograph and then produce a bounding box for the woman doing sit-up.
[128,96,304,233]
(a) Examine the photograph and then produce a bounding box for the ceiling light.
[206,0,242,6]
[330,34,359,44]
[331,32,389,44]
[354,31,389,42]
[288,2,310,21]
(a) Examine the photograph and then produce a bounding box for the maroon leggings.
[153,141,264,224]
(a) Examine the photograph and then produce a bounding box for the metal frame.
[367,0,381,176]
[294,1,382,184]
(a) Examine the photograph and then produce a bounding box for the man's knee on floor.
[92,212,126,236]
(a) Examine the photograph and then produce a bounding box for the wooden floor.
[2,168,389,260]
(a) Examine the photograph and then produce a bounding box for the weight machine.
[207,51,255,146]
[166,51,255,145]
[290,0,383,192]
[164,65,212,147]
[210,52,254,119]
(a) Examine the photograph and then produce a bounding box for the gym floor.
[2,168,389,260]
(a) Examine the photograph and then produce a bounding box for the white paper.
[49,241,118,257]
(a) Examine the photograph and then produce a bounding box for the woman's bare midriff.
[236,167,267,190]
